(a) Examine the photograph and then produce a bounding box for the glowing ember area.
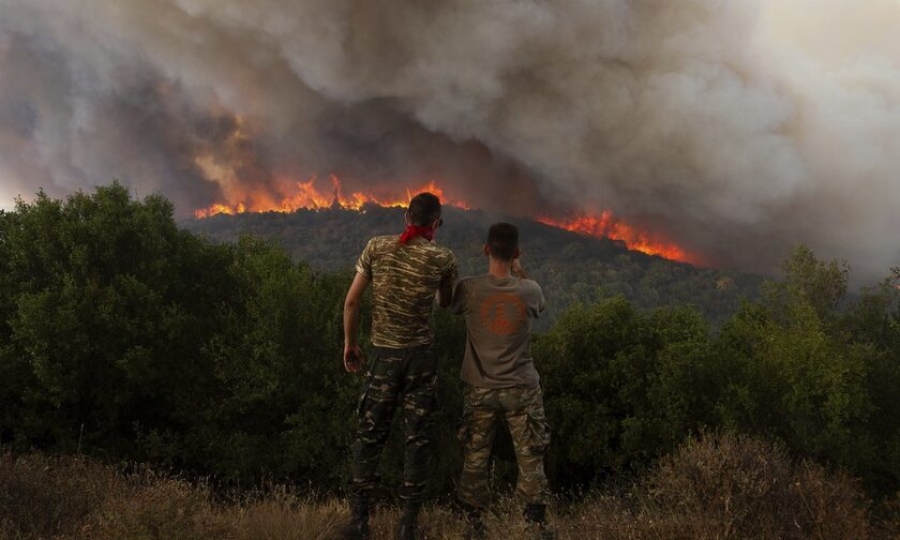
[193,176,469,218]
[538,212,700,264]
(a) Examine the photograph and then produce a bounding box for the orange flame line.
[195,176,696,264]
[194,177,470,219]
[536,213,700,264]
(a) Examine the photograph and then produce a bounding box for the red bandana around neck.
[399,225,436,245]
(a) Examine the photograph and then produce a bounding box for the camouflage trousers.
[457,385,551,510]
[349,345,438,505]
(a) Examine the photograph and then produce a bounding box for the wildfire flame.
[537,212,701,264]
[195,177,697,264]
[193,176,469,218]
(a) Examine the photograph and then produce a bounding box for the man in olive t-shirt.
[451,222,555,540]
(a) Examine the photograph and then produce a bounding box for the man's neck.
[488,258,512,279]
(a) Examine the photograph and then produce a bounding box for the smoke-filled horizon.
[1,0,898,283]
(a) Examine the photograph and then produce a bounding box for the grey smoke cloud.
[0,0,897,283]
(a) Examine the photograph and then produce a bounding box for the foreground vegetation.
[1,183,899,517]
[2,433,895,539]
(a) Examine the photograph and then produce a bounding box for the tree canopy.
[1,184,899,500]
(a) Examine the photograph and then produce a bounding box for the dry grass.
[562,433,877,540]
[1,433,896,540]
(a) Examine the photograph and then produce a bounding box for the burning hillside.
[194,177,468,218]
[536,213,700,265]
[193,177,697,264]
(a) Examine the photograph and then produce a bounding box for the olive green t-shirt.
[355,235,457,349]
[451,274,545,388]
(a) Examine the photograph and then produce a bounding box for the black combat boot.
[452,499,487,540]
[395,504,419,540]
[463,509,487,540]
[523,503,557,540]
[337,498,370,540]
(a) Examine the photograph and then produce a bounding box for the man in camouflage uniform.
[340,192,457,540]
[451,223,555,540]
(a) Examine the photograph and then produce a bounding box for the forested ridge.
[2,183,900,507]
[182,204,766,329]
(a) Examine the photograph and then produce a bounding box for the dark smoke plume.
[1,0,898,282]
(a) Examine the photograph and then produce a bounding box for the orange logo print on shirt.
[478,293,527,336]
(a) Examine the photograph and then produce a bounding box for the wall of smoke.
[1,0,898,282]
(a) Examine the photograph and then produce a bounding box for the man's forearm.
[343,300,360,347]
[343,272,370,348]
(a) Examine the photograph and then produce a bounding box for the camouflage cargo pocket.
[522,388,551,455]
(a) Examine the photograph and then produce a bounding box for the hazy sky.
[0,0,898,283]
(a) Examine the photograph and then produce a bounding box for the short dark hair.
[487,222,519,261]
[407,192,442,226]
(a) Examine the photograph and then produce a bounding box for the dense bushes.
[536,253,900,497]
[536,300,719,488]
[0,185,362,488]
[1,185,899,504]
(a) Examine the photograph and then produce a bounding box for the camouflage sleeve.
[442,251,459,287]
[355,238,376,279]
